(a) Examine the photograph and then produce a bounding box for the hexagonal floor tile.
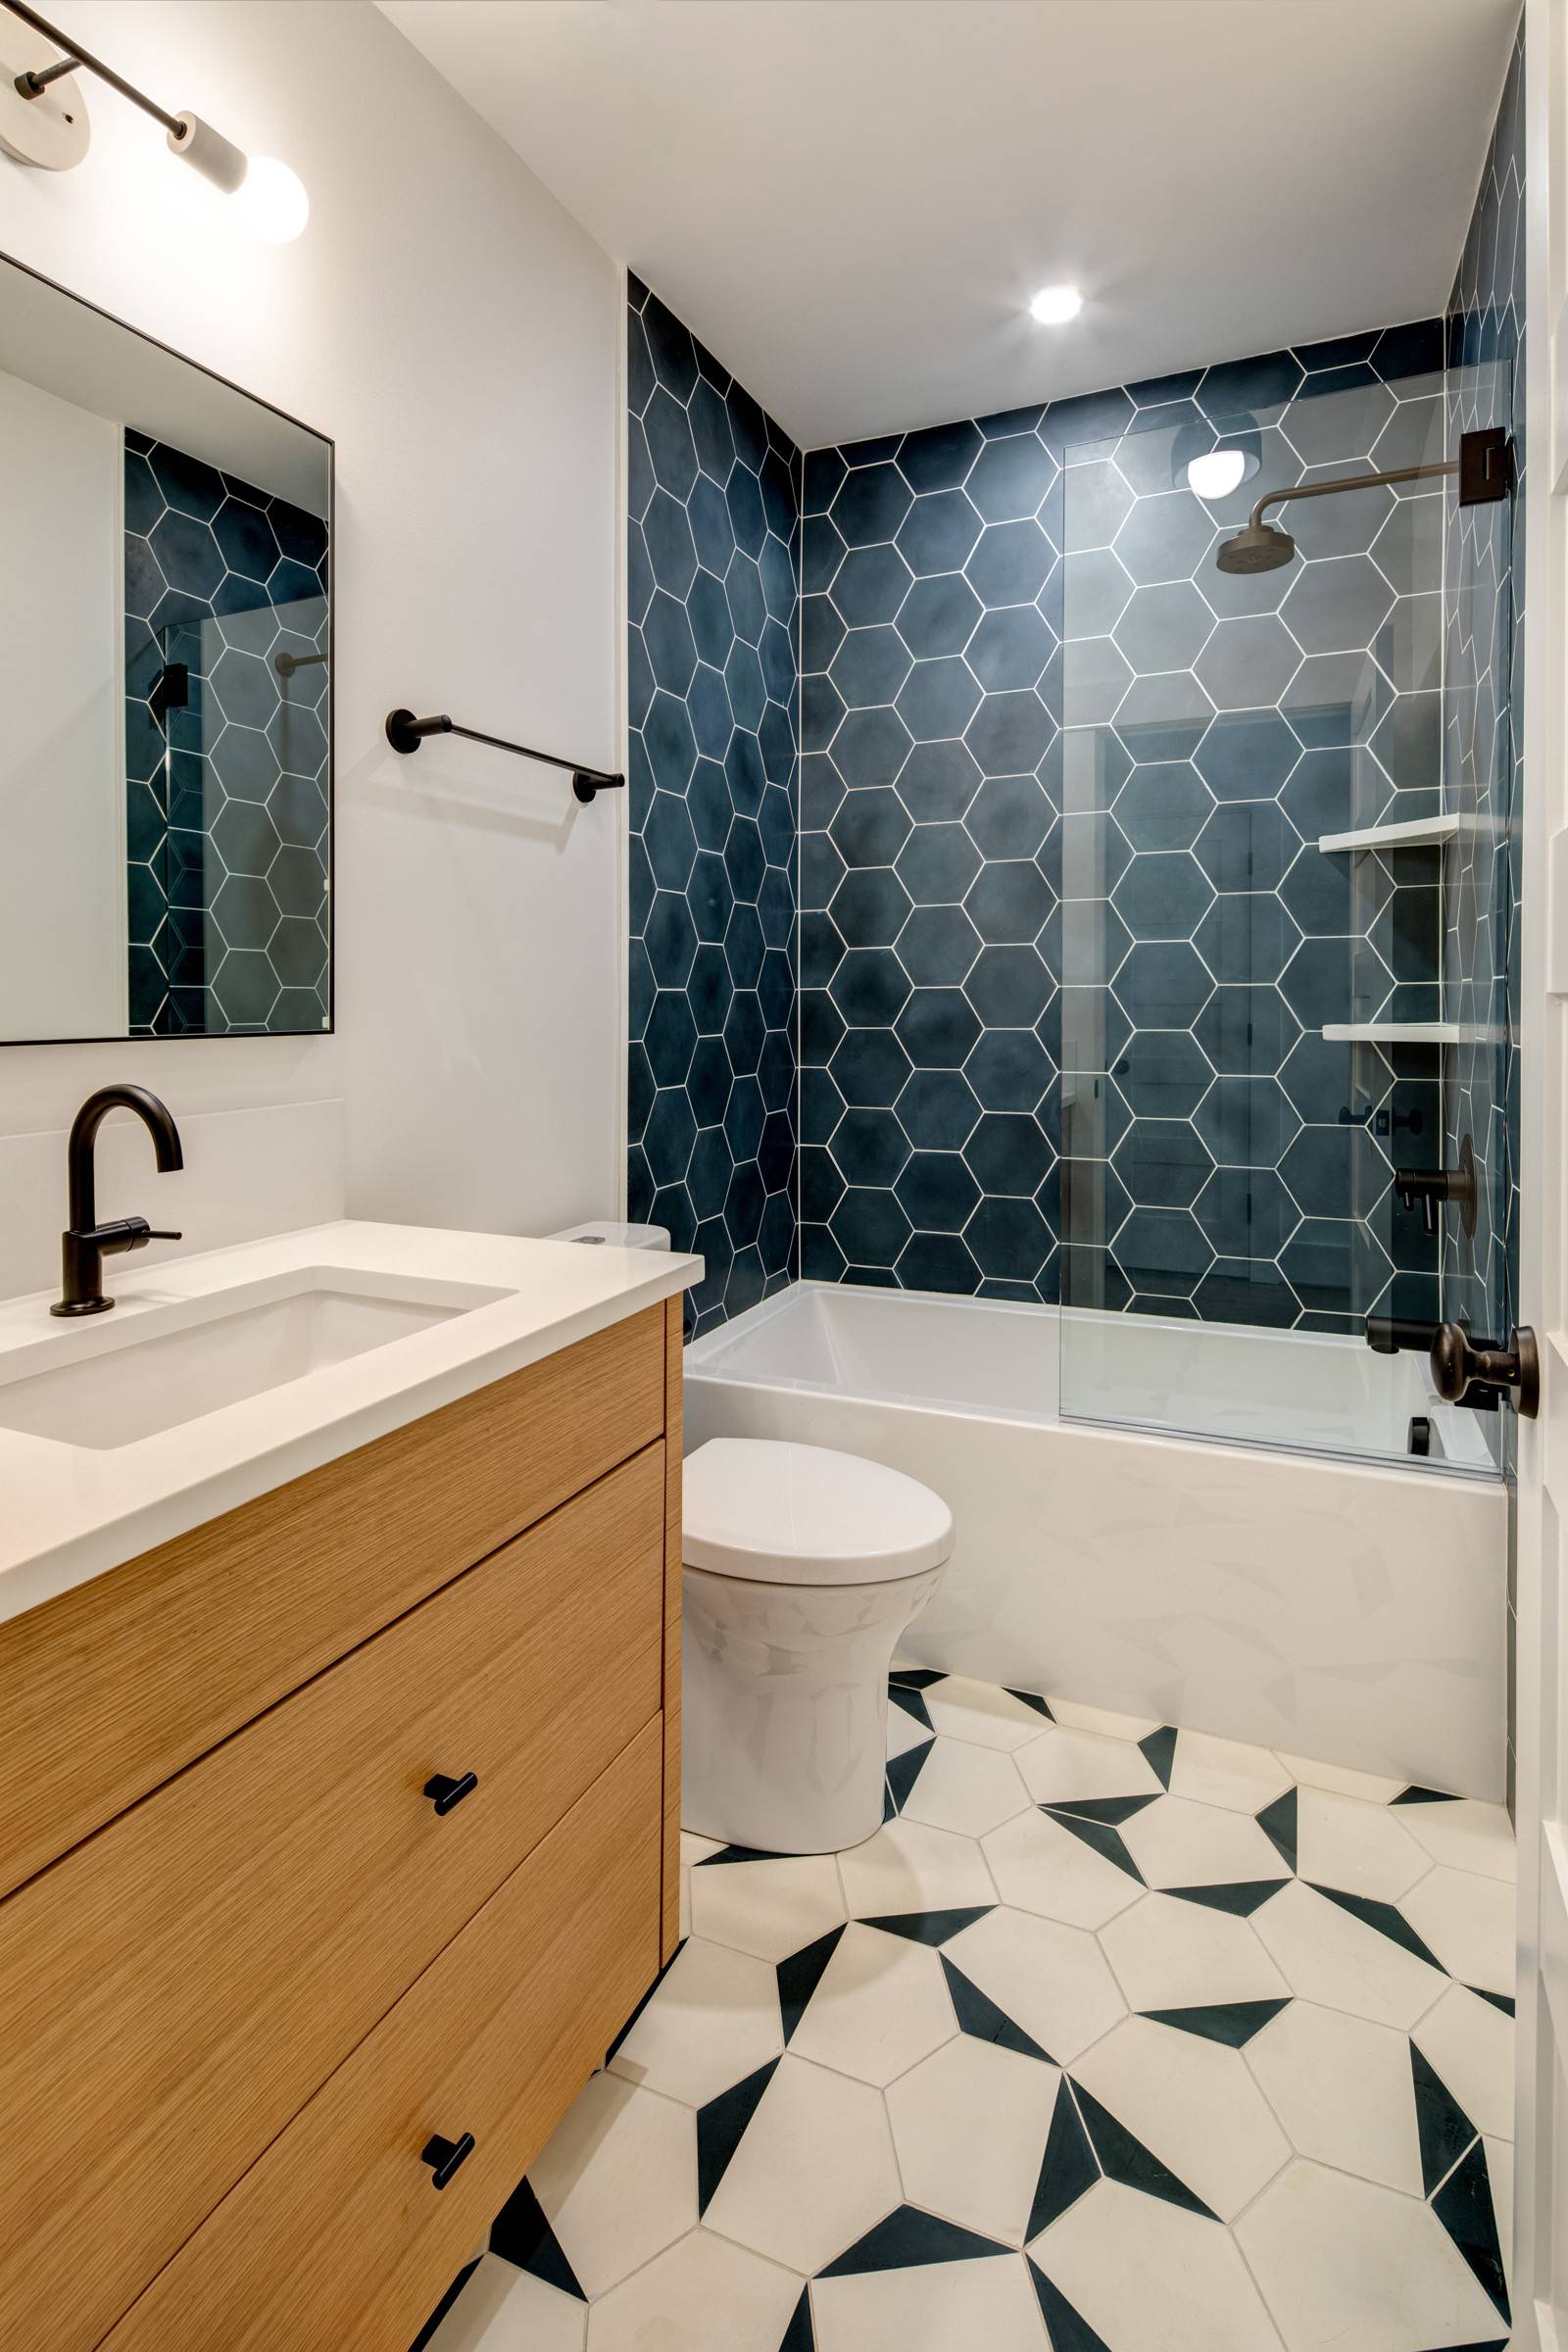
[1168,1729,1294,1813]
[1099,1891,1290,2012]
[1398,1866,1515,1995]
[787,1922,957,2085]
[1118,1793,1287,1893]
[944,1904,1127,2064]
[982,1807,1144,1931]
[1245,1999,1424,2193]
[886,2034,1060,2245]
[678,1831,720,1940]
[921,1676,1053,1750]
[1048,1695,1163,1740]
[1031,2178,1287,2351]
[689,1853,847,1964]
[1275,1750,1405,1805]
[585,2229,802,2352]
[701,2052,901,2275]
[1250,1881,1446,2028]
[608,1936,784,2108]
[1293,1788,1431,1902]
[1014,1724,1165,1806]
[899,1739,1033,1837]
[422,2255,584,2352]
[887,1700,934,1762]
[1072,2014,1291,2222]
[813,2250,1047,2352]
[838,1817,997,1917]
[1235,2159,1507,2351]
[1413,1982,1515,2142]
[528,2073,696,2299]
[1396,1795,1516,1883]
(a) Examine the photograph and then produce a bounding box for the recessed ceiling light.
[1029,284,1083,325]
[1186,448,1250,500]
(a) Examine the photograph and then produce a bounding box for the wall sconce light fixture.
[0,0,308,239]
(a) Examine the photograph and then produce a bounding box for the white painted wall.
[0,1101,344,1304]
[0,369,124,1043]
[0,0,623,1293]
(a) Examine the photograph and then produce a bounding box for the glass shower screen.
[1051,361,1474,1470]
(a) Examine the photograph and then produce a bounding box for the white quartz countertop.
[0,1221,700,1625]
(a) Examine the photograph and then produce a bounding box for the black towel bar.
[384,709,624,804]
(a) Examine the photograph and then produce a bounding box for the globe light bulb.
[233,155,309,243]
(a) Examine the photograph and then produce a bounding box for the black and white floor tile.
[417,1674,1514,2352]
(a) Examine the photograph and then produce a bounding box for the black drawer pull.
[419,2132,475,2189]
[423,1771,479,1816]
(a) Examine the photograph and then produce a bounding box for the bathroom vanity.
[0,1223,696,2352]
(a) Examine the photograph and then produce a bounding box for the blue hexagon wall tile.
[627,277,801,1333]
[794,321,1449,1327]
[626,270,1518,1338]
[124,430,329,1037]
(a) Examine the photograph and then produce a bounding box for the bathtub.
[684,1282,1509,1799]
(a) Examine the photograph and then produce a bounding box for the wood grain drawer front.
[0,1446,664,2352]
[0,1303,665,1903]
[103,1720,663,2352]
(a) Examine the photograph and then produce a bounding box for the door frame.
[1512,2,1567,2341]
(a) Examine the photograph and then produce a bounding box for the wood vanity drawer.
[0,1302,664,1899]
[0,1445,663,2352]
[102,1719,663,2352]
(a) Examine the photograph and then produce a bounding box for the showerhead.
[1214,517,1297,573]
[1211,441,1503,578]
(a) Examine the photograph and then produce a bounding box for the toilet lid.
[683,1439,955,1587]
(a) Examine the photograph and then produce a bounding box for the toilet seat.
[683,1438,954,1587]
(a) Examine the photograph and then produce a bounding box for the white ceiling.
[378,0,1520,451]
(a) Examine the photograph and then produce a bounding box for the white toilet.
[681,1438,954,1854]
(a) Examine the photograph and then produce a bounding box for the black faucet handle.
[1392,1139,1479,1243]
[93,1217,181,1258]
[1393,1168,1442,1237]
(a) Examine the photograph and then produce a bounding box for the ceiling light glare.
[1029,284,1083,325]
[1187,447,1250,501]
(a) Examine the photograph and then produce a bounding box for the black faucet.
[51,1085,184,1318]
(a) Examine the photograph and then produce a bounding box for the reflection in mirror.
[0,252,331,1044]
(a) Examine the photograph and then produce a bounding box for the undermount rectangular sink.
[0,1270,513,1450]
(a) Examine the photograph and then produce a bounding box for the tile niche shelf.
[1321,1021,1503,1045]
[1316,814,1463,854]
[1335,1015,1466,1044]
[1316,818,1478,1050]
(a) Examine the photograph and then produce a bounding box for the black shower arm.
[1248,458,1456,536]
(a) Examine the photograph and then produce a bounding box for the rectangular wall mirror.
[0,253,332,1044]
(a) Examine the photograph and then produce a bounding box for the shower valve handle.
[1394,1139,1479,1241]
[1430,1322,1540,1419]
